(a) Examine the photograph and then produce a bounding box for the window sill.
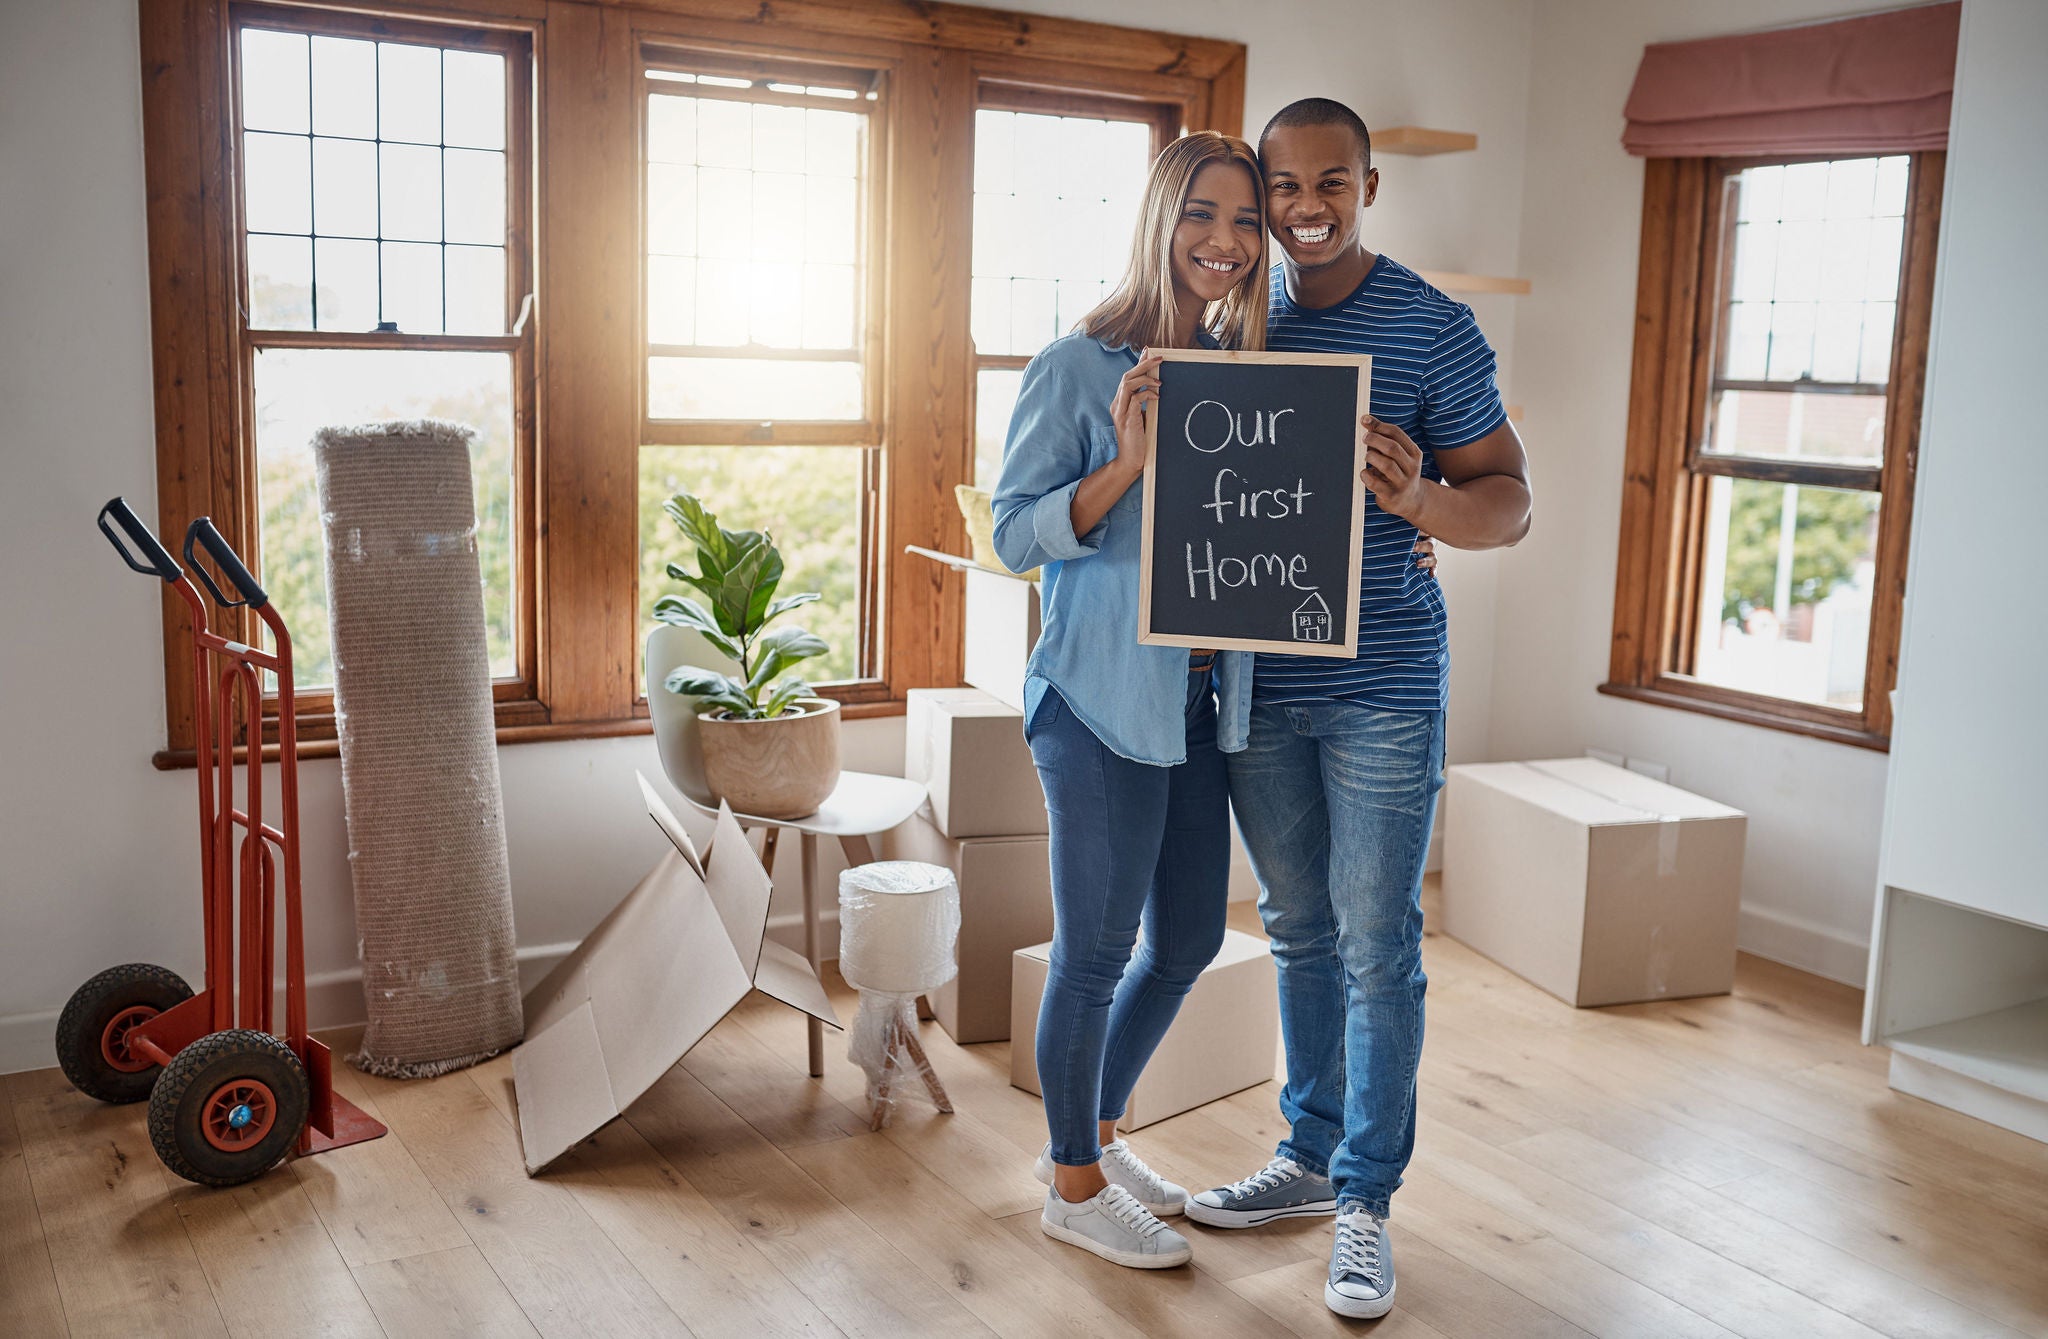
[150,695,908,770]
[1597,680,1888,752]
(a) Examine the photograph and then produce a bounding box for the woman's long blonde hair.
[1082,131,1268,353]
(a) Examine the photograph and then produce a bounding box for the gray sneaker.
[1040,1184,1193,1268]
[1184,1156,1338,1228]
[1033,1139,1188,1216]
[1326,1205,1395,1318]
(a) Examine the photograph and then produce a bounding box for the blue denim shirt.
[991,332,1253,766]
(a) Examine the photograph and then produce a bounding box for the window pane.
[444,149,505,245]
[252,349,517,688]
[648,357,862,420]
[247,234,312,329]
[311,37,376,138]
[639,445,865,682]
[245,132,311,234]
[1693,476,1879,708]
[975,366,1024,488]
[1708,388,1884,466]
[241,30,309,134]
[445,244,505,334]
[380,241,442,333]
[442,50,505,150]
[642,77,872,422]
[973,108,1152,360]
[313,236,378,330]
[313,137,378,237]
[378,43,441,145]
[380,142,442,242]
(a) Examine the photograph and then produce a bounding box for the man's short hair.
[1259,98,1372,171]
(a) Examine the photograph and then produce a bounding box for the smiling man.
[1183,98,1532,1321]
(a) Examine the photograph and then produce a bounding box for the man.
[1184,98,1532,1321]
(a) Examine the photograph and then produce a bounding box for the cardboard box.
[963,565,1041,713]
[905,687,1046,839]
[879,809,1053,1043]
[1440,758,1747,1008]
[512,774,838,1173]
[1009,929,1279,1129]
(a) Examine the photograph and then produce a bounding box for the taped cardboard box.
[905,687,1046,839]
[1440,758,1746,1008]
[512,773,838,1173]
[879,809,1052,1043]
[1010,929,1279,1128]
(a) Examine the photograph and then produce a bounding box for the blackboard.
[1138,349,1370,657]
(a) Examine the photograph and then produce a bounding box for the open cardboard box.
[512,773,839,1173]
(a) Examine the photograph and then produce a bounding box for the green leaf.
[664,665,750,705]
[712,541,782,642]
[664,494,732,579]
[651,595,745,665]
[761,677,814,718]
[745,625,828,691]
[760,591,820,627]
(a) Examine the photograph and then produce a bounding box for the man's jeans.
[1029,668,1231,1167]
[1226,700,1445,1216]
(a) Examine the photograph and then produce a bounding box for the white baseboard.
[1737,904,1870,987]
[0,940,583,1078]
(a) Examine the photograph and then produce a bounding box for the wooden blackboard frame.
[1137,348,1372,657]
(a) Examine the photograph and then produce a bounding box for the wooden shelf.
[1375,126,1477,156]
[1418,270,1531,296]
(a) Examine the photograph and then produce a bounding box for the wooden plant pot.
[697,698,842,820]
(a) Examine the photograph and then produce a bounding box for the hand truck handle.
[98,497,182,583]
[182,517,268,610]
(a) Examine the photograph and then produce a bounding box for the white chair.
[645,624,927,1076]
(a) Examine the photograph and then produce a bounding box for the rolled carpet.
[315,419,522,1077]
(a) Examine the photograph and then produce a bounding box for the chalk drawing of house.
[1292,592,1332,642]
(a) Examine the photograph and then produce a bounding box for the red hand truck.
[56,498,387,1187]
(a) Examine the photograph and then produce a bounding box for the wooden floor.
[7,882,2048,1339]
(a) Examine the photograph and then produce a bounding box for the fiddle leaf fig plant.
[654,492,828,719]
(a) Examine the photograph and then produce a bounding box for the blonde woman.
[990,132,1269,1269]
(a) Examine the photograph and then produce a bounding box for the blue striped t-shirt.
[1254,255,1507,710]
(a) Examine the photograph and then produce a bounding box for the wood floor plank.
[352,1243,541,1338]
[0,1073,68,1336]
[1129,1107,1332,1282]
[624,1061,992,1339]
[1226,1256,1452,1337]
[1505,1126,2025,1339]
[790,1130,1147,1338]
[1418,1104,1889,1339]
[9,1070,228,1338]
[289,1056,471,1268]
[171,1171,385,1338]
[679,1021,873,1150]
[992,1205,1286,1336]
[351,1066,687,1338]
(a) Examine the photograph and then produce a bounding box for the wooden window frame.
[138,0,1243,766]
[1601,152,1944,751]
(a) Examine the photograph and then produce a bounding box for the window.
[140,0,1243,762]
[637,57,883,686]
[970,94,1169,485]
[231,11,532,717]
[1604,152,1942,748]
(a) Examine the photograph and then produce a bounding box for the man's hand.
[1360,414,1428,522]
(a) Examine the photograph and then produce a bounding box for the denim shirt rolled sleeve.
[989,332,1252,766]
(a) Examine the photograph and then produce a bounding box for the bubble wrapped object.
[838,861,959,1127]
[314,419,522,1078]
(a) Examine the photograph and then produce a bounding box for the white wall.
[0,0,1537,1073]
[1876,0,2048,932]
[1492,0,1950,984]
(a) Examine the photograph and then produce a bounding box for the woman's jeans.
[1030,666,1231,1167]
[1225,700,1445,1217]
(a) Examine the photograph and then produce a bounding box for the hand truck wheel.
[147,1029,310,1187]
[54,963,193,1104]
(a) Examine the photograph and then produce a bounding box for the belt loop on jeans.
[1187,651,1216,673]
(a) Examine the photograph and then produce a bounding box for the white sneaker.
[1040,1184,1193,1269]
[1032,1139,1187,1216]
[1325,1205,1395,1318]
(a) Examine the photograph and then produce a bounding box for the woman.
[990,132,1270,1270]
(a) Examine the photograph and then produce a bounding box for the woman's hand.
[1413,533,1438,578]
[1110,354,1164,479]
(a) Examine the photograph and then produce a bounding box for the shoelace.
[1104,1141,1171,1201]
[1219,1156,1305,1199]
[1332,1209,1386,1285]
[1098,1185,1168,1238]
